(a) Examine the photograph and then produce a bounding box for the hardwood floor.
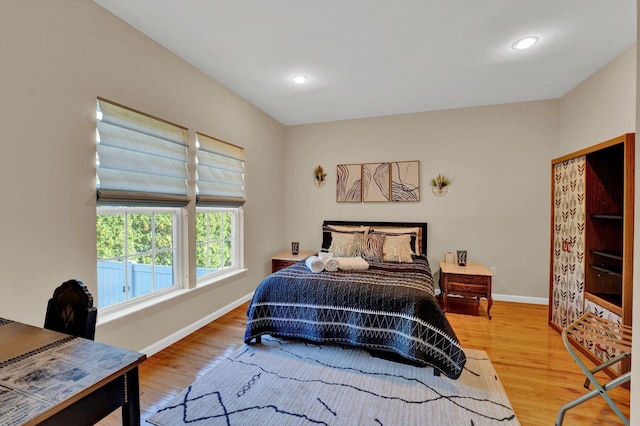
[99,299,630,425]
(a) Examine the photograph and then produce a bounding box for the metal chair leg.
[556,372,631,426]
[583,352,630,389]
[556,313,632,426]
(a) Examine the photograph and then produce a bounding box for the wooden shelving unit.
[582,138,633,323]
[549,133,634,379]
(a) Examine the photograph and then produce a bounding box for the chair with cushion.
[44,279,97,340]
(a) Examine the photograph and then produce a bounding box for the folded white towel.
[318,251,334,260]
[305,255,325,273]
[324,258,339,272]
[335,256,369,270]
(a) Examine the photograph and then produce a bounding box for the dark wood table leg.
[122,367,141,426]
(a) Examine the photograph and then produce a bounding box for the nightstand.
[439,261,493,319]
[271,251,315,273]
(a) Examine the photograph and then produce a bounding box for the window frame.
[195,206,243,285]
[94,99,247,319]
[97,206,184,315]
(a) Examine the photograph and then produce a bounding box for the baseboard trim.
[141,292,254,357]
[493,293,548,305]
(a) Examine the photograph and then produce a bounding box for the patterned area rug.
[147,337,519,425]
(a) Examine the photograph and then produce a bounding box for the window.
[95,98,190,206]
[195,132,245,206]
[95,99,246,311]
[96,98,189,311]
[195,208,238,278]
[195,132,245,281]
[97,208,180,309]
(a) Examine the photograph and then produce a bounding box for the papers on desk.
[0,385,51,425]
[0,338,142,425]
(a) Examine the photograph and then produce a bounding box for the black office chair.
[44,279,97,340]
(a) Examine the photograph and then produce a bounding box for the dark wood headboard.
[322,220,428,255]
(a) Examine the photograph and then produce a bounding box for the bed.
[244,220,467,379]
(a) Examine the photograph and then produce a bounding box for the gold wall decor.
[430,173,452,196]
[313,165,327,187]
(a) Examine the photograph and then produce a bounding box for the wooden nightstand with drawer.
[439,261,493,319]
[271,251,315,273]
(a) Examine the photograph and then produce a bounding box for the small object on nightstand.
[271,250,315,273]
[444,251,455,263]
[456,250,467,266]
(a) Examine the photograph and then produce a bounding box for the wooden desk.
[439,262,493,319]
[0,318,146,425]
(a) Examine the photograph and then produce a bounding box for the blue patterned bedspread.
[244,255,467,379]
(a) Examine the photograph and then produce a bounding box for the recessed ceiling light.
[511,36,539,50]
[292,75,309,84]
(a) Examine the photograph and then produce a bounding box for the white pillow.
[372,227,420,254]
[382,234,414,263]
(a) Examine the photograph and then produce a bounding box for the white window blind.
[196,132,245,206]
[96,98,189,206]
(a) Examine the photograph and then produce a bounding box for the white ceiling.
[95,1,636,125]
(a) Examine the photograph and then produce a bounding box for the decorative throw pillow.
[322,225,369,251]
[372,227,420,254]
[329,231,358,257]
[382,234,414,263]
[353,232,384,261]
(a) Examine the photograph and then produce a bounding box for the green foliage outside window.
[97,208,234,280]
[96,214,124,259]
[196,210,233,275]
[97,211,174,266]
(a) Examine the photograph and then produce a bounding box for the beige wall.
[284,101,558,300]
[1,8,637,411]
[0,0,285,351]
[559,37,638,419]
[283,44,637,302]
[285,41,639,416]
[557,45,636,155]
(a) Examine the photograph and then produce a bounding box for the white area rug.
[147,337,519,425]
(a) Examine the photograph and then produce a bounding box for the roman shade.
[196,132,245,206]
[96,98,189,206]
